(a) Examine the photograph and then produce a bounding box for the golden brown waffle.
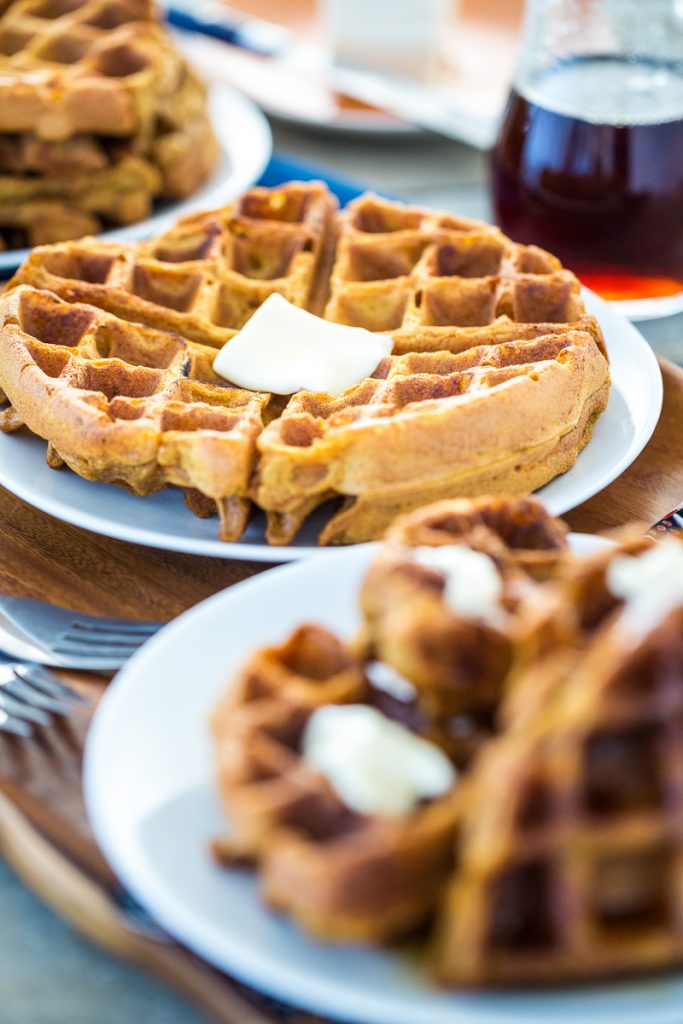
[0,61,217,245]
[0,199,100,248]
[0,132,109,174]
[357,497,569,726]
[209,509,683,986]
[10,181,340,344]
[4,184,611,545]
[0,3,171,140]
[0,153,162,237]
[325,194,598,355]
[0,286,269,540]
[506,534,656,728]
[385,494,570,578]
[211,623,462,942]
[0,0,217,248]
[433,596,683,985]
[254,329,609,545]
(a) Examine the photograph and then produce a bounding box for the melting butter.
[411,544,504,621]
[213,293,393,396]
[607,539,683,635]
[302,704,455,818]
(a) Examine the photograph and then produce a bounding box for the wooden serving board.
[0,359,682,1024]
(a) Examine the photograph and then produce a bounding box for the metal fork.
[0,656,86,737]
[0,597,162,672]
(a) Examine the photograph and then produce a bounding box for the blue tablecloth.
[258,153,371,206]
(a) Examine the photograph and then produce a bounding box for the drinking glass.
[491,0,683,319]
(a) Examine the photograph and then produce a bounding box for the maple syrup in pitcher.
[491,1,683,315]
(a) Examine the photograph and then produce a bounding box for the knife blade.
[162,1,501,149]
[164,0,290,57]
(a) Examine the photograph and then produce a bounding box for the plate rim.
[84,533,683,1024]
[0,285,662,562]
[0,81,273,276]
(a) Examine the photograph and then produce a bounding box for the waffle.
[210,506,683,986]
[4,183,610,545]
[211,624,462,942]
[0,132,110,175]
[254,329,609,545]
[0,62,216,245]
[0,4,172,140]
[504,533,657,730]
[10,181,341,344]
[357,497,570,726]
[384,494,570,578]
[0,286,269,540]
[325,194,600,356]
[0,152,162,230]
[434,596,683,985]
[0,0,218,248]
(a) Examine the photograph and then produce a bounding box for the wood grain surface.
[0,359,681,1024]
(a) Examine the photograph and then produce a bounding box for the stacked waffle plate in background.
[0,0,218,249]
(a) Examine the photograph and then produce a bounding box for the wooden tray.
[1,358,682,1024]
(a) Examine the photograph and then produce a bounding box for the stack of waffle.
[1,183,610,545]
[211,496,683,987]
[0,0,218,249]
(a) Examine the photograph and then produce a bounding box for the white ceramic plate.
[0,291,661,562]
[0,84,273,277]
[84,534,683,1024]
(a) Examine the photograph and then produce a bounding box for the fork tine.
[68,619,161,636]
[12,664,87,703]
[0,691,52,727]
[4,677,73,716]
[0,710,32,738]
[58,631,148,649]
[54,639,146,658]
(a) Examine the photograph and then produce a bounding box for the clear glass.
[491,0,683,320]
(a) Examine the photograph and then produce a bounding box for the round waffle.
[2,182,611,545]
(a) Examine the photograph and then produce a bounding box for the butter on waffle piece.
[0,286,269,540]
[254,329,610,545]
[325,194,603,357]
[433,599,683,985]
[10,181,340,345]
[507,534,656,728]
[211,623,462,942]
[357,497,568,728]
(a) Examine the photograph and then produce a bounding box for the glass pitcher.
[491,0,683,319]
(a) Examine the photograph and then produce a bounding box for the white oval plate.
[0,288,661,562]
[0,83,273,277]
[84,534,683,1024]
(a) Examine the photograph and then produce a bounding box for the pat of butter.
[366,661,417,703]
[411,544,504,622]
[213,293,393,397]
[607,539,683,635]
[303,704,455,818]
